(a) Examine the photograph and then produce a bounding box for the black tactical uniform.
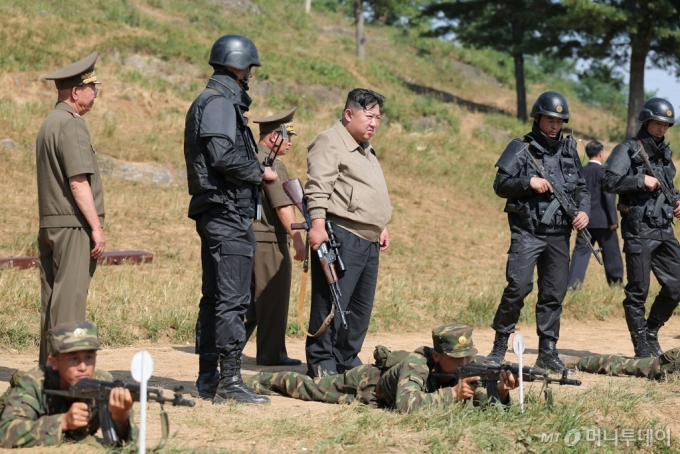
[602,98,680,358]
[184,34,269,405]
[485,92,590,372]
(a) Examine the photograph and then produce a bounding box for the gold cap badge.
[73,328,86,338]
[667,109,673,116]
[556,106,563,113]
[458,335,466,345]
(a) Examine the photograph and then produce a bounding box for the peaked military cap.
[253,107,297,135]
[48,320,100,356]
[46,52,101,90]
[432,324,477,358]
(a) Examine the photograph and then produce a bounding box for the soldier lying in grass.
[562,348,680,381]
[247,324,519,412]
[0,321,134,448]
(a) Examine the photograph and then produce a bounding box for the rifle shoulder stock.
[282,179,305,204]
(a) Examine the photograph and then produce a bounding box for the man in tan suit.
[304,88,392,377]
[36,52,106,364]
[246,107,305,366]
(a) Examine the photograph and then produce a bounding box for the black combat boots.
[535,338,573,374]
[631,329,652,358]
[646,322,664,357]
[194,353,220,399]
[213,352,270,405]
[484,332,510,365]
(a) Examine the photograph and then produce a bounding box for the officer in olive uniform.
[247,324,518,412]
[602,98,680,358]
[36,52,106,365]
[184,35,276,404]
[0,321,134,448]
[245,107,305,366]
[484,91,590,373]
[305,88,392,378]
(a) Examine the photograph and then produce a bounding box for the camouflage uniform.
[0,321,135,448]
[248,324,505,412]
[575,347,680,381]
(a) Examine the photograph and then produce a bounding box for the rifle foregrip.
[291,222,307,231]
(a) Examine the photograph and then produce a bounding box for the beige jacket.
[305,120,391,242]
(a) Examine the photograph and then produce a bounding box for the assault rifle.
[282,178,348,329]
[44,378,195,448]
[257,124,288,219]
[431,362,581,404]
[431,362,581,387]
[518,143,604,265]
[263,124,288,167]
[632,141,680,217]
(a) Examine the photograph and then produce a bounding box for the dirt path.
[2,317,679,451]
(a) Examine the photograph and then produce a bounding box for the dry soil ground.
[2,317,680,452]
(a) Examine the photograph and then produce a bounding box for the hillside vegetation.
[0,0,678,348]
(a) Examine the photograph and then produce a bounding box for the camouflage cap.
[48,321,100,356]
[432,324,477,358]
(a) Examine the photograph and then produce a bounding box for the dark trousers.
[622,236,680,332]
[194,206,255,356]
[245,240,292,365]
[492,231,570,340]
[306,225,380,377]
[567,228,624,289]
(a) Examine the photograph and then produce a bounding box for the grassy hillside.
[0,0,678,347]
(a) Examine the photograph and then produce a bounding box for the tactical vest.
[619,139,676,232]
[504,139,580,234]
[184,88,257,216]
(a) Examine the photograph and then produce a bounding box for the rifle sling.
[297,237,335,339]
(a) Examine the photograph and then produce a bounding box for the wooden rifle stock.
[282,178,349,332]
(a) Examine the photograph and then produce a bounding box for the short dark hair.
[585,140,604,158]
[344,88,385,111]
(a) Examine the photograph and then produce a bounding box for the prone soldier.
[0,321,134,448]
[562,348,680,381]
[247,324,518,412]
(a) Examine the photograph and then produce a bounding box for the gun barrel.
[548,377,582,386]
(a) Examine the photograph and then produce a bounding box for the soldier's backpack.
[0,370,25,417]
[373,345,410,371]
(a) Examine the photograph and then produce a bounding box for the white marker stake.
[131,351,154,454]
[512,333,525,413]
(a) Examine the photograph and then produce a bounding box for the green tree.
[563,0,680,138]
[424,0,576,122]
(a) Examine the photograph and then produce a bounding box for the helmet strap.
[217,67,250,91]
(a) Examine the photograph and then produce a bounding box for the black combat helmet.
[209,35,261,70]
[638,97,675,127]
[529,91,569,123]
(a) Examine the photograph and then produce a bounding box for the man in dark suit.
[567,140,624,289]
